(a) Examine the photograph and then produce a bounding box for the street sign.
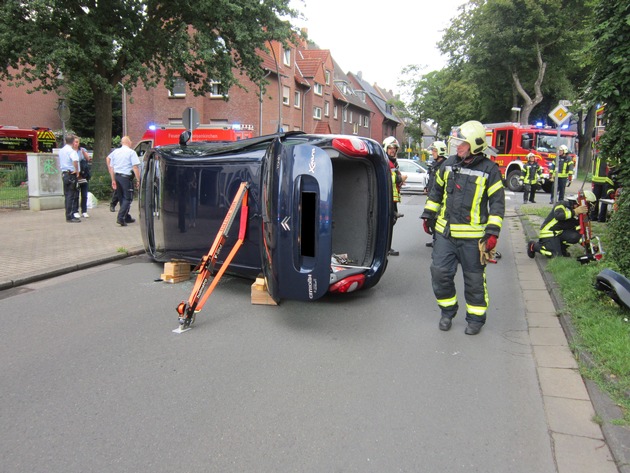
[182,107,200,131]
[549,104,571,126]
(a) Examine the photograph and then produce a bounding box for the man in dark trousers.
[520,152,542,204]
[425,141,447,248]
[107,136,141,226]
[528,190,596,258]
[421,120,505,335]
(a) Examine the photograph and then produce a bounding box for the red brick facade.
[0,83,62,130]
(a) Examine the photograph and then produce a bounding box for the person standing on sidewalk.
[590,154,615,222]
[59,134,81,223]
[107,136,140,227]
[421,120,505,335]
[73,144,92,219]
[520,152,542,204]
[424,141,448,248]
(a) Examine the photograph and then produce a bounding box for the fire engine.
[0,126,57,164]
[135,123,254,157]
[483,123,578,192]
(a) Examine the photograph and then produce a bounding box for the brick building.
[0,83,62,131]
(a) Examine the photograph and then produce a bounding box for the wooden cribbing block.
[251,277,277,305]
[161,261,191,283]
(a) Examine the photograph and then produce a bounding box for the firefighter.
[527,190,596,258]
[520,152,542,204]
[421,120,505,335]
[549,144,574,202]
[590,154,615,222]
[383,136,407,256]
[425,141,448,248]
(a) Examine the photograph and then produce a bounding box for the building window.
[168,77,186,97]
[333,105,338,119]
[208,80,225,98]
[324,101,330,117]
[325,70,331,85]
[314,83,323,96]
[313,106,322,120]
[349,111,353,123]
[294,91,301,108]
[283,48,291,66]
[282,85,290,106]
[343,108,347,123]
[353,122,359,134]
[364,116,369,127]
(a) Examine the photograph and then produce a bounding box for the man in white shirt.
[107,136,141,226]
[59,134,81,223]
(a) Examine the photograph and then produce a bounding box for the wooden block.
[161,273,191,284]
[163,261,191,277]
[251,278,277,305]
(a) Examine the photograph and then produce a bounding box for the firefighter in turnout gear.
[425,141,448,248]
[383,136,407,256]
[520,153,542,204]
[421,120,505,335]
[590,155,615,222]
[527,190,596,258]
[549,144,574,202]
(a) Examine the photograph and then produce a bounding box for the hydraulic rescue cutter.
[576,190,604,264]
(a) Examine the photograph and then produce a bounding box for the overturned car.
[139,132,393,302]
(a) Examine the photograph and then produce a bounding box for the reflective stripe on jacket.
[591,156,614,186]
[521,162,542,184]
[549,156,573,178]
[422,153,505,239]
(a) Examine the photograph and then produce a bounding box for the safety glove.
[422,218,436,235]
[479,234,498,265]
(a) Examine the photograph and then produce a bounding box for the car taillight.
[332,137,368,157]
[329,274,366,293]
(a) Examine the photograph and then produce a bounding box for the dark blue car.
[139,132,392,302]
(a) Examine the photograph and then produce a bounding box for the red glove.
[483,234,497,251]
[422,218,435,235]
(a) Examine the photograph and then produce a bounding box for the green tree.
[588,0,630,274]
[438,0,591,125]
[0,0,297,161]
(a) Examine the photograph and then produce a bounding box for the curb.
[0,248,145,291]
[519,210,630,473]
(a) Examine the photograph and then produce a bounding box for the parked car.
[139,132,393,303]
[397,158,429,193]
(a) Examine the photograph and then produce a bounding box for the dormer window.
[314,83,323,96]
[283,48,291,66]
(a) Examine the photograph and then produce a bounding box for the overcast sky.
[290,0,468,96]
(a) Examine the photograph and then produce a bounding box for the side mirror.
[179,130,192,146]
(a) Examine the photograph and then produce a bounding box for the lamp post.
[118,82,127,137]
[511,106,521,124]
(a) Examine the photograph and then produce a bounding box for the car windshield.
[397,160,424,172]
[535,134,576,154]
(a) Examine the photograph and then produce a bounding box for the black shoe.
[425,242,433,248]
[530,200,536,203]
[66,218,81,223]
[110,204,116,212]
[125,216,136,223]
[117,220,127,227]
[388,249,399,256]
[439,315,452,331]
[527,241,536,259]
[465,321,484,335]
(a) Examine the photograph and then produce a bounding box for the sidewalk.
[0,204,144,290]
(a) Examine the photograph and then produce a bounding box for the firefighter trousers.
[430,233,488,324]
[534,229,581,257]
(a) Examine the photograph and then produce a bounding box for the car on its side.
[397,158,429,194]
[139,132,393,303]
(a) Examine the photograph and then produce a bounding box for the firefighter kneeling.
[527,190,596,258]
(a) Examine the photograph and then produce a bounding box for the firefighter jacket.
[591,156,614,186]
[521,162,542,185]
[421,153,505,239]
[549,155,574,179]
[539,201,580,239]
[389,158,402,203]
[426,157,446,195]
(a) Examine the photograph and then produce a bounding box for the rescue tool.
[576,190,604,264]
[174,182,250,333]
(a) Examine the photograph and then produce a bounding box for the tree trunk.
[92,88,113,174]
[513,44,546,125]
[577,104,596,174]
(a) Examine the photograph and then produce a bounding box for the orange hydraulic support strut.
[174,181,250,332]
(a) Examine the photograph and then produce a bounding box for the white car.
[398,158,429,194]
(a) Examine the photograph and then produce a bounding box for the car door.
[261,138,333,302]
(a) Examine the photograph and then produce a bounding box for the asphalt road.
[0,193,557,473]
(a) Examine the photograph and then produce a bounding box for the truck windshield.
[535,134,575,154]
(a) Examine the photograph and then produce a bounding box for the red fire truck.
[483,123,578,192]
[0,126,57,164]
[135,123,255,157]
